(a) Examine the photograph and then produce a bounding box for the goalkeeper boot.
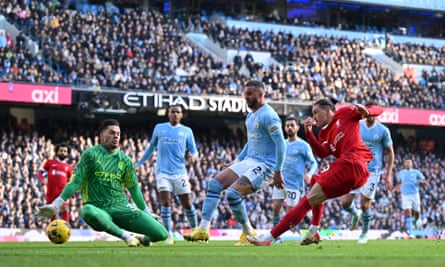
[247,234,273,246]
[300,232,320,246]
[125,236,141,247]
[183,227,209,242]
[235,230,257,246]
[349,210,362,230]
[36,204,57,219]
[136,236,152,247]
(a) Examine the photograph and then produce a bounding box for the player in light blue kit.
[396,158,427,237]
[136,104,199,244]
[341,102,394,244]
[271,114,317,244]
[184,80,286,245]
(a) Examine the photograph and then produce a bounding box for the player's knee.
[226,188,242,205]
[151,227,169,242]
[81,205,106,231]
[207,178,224,195]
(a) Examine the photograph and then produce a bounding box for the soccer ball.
[46,219,72,244]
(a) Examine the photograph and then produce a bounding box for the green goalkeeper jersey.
[60,145,146,210]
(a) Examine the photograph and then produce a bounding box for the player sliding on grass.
[37,119,168,247]
[184,80,286,245]
[248,98,384,246]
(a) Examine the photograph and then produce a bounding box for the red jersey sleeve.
[305,130,331,158]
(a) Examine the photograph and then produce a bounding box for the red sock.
[271,196,311,238]
[61,210,70,222]
[311,202,323,226]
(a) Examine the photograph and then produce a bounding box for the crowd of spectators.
[0,114,444,237]
[0,0,444,110]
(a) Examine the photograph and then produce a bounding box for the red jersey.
[307,105,373,162]
[39,158,73,201]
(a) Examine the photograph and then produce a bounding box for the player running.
[248,99,383,246]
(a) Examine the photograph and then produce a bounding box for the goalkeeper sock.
[271,196,311,238]
[122,232,132,241]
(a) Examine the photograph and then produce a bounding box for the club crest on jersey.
[336,120,341,127]
[373,134,380,140]
[254,122,259,128]
[178,131,185,136]
[118,162,125,170]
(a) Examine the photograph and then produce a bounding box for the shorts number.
[181,179,186,187]
[287,191,297,200]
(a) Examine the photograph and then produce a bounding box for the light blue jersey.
[282,138,317,190]
[360,120,392,172]
[397,168,425,195]
[238,104,285,172]
[136,122,198,175]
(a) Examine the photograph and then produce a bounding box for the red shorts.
[312,157,370,199]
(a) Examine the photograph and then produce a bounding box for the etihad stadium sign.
[123,92,248,113]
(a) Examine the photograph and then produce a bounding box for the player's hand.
[384,174,393,190]
[144,208,161,222]
[303,117,314,132]
[36,204,57,219]
[150,212,161,222]
[273,171,284,189]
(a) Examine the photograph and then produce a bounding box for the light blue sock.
[361,208,372,235]
[161,206,172,232]
[201,178,224,221]
[273,215,281,226]
[185,207,198,228]
[344,204,359,216]
[406,217,414,234]
[226,188,248,224]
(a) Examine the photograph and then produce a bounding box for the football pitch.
[1,239,444,267]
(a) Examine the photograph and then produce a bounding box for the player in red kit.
[38,143,73,222]
[248,98,384,246]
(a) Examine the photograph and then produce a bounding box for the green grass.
[1,239,444,267]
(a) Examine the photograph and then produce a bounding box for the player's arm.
[383,144,395,190]
[237,143,248,161]
[268,118,286,188]
[305,146,318,184]
[37,160,49,184]
[356,104,384,118]
[186,129,199,164]
[135,127,158,167]
[304,117,331,158]
[124,158,160,219]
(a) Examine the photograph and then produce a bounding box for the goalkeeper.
[37,119,168,247]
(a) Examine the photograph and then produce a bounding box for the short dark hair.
[314,98,336,112]
[99,119,119,133]
[285,114,299,123]
[168,104,183,112]
[55,143,70,153]
[245,80,265,91]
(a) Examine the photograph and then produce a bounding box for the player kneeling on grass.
[37,119,168,247]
